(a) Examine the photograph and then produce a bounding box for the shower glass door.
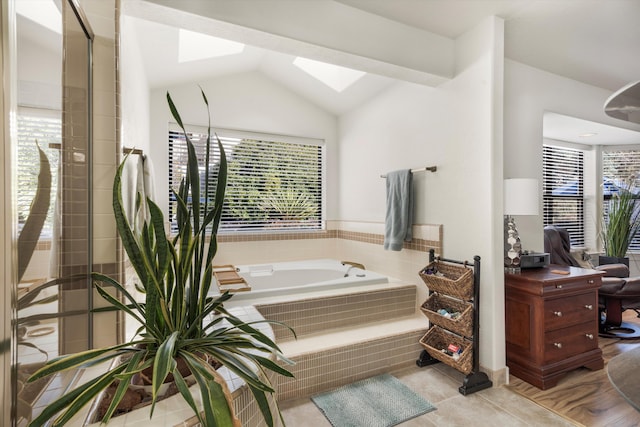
[14,0,93,424]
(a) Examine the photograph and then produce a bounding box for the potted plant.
[26,89,294,427]
[600,177,640,266]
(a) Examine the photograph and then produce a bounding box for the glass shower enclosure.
[9,0,94,424]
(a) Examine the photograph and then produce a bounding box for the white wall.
[120,15,151,154]
[338,17,505,372]
[338,81,445,223]
[504,60,640,253]
[148,71,339,221]
[17,34,61,108]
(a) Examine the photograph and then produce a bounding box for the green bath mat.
[311,374,436,427]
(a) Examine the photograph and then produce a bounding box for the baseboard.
[480,365,509,387]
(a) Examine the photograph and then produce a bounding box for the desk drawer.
[544,322,598,364]
[541,276,600,296]
[544,292,598,331]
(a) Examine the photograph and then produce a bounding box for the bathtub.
[218,259,388,302]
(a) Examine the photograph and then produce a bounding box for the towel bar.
[123,147,144,155]
[380,166,437,178]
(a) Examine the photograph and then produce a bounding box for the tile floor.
[280,363,576,426]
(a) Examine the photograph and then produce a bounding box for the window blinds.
[168,126,323,233]
[603,150,640,251]
[17,108,61,238]
[542,145,585,246]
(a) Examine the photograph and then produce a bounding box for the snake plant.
[18,142,51,282]
[27,89,294,427]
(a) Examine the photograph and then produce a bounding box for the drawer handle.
[556,284,563,289]
[553,311,563,317]
[584,304,593,310]
[554,342,563,349]
[585,333,594,340]
[588,279,595,284]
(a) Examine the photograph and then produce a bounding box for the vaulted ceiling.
[122,0,640,143]
[10,0,615,144]
[337,0,640,94]
[127,1,637,111]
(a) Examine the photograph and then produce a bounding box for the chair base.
[599,321,640,339]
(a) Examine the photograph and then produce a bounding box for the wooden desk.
[505,265,604,389]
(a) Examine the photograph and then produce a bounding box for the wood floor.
[506,311,640,426]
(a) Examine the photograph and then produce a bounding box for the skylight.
[178,29,245,63]
[16,0,62,34]
[293,57,366,92]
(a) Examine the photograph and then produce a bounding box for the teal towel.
[384,169,413,251]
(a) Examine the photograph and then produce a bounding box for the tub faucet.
[343,264,356,277]
[342,261,365,277]
[344,265,355,277]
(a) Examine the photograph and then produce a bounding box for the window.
[168,125,324,233]
[602,150,640,251]
[542,145,584,245]
[17,107,61,238]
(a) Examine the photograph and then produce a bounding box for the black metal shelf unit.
[416,249,493,395]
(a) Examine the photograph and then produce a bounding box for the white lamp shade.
[504,178,539,215]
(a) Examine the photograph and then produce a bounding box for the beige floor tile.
[279,398,332,427]
[279,364,575,427]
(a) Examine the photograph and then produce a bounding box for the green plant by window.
[601,178,640,258]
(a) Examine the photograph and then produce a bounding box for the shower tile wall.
[90,14,124,347]
[58,5,93,354]
[92,33,118,273]
[91,3,121,350]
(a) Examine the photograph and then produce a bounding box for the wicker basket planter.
[420,294,474,337]
[419,261,474,300]
[419,326,473,374]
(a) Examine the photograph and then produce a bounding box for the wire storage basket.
[419,260,474,300]
[420,293,474,337]
[419,326,473,374]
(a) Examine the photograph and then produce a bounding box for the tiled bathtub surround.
[276,331,426,401]
[253,277,428,403]
[337,229,440,252]
[212,222,442,292]
[216,223,442,254]
[333,220,441,253]
[257,285,417,341]
[218,230,336,242]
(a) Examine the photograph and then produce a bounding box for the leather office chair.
[595,262,640,338]
[543,225,640,339]
[544,225,581,267]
